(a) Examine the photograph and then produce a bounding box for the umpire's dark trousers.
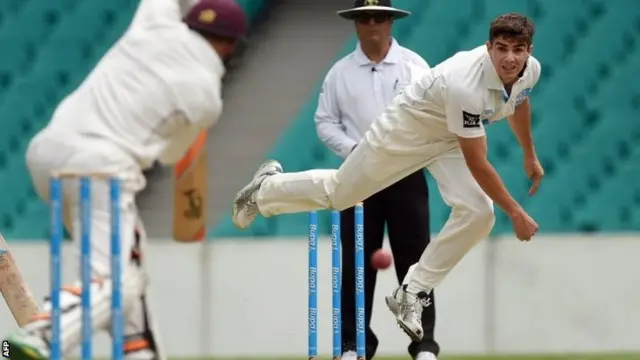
[340,170,439,359]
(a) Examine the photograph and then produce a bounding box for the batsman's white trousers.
[25,131,164,358]
[257,100,495,293]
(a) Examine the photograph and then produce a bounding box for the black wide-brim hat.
[337,0,411,20]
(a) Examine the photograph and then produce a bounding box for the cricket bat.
[0,234,40,326]
[173,130,208,242]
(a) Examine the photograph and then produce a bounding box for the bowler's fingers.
[528,175,542,196]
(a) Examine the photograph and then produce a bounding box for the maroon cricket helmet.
[183,0,248,40]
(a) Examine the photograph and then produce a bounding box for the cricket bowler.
[4,0,247,358]
[233,13,543,341]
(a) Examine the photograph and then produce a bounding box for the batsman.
[3,0,247,358]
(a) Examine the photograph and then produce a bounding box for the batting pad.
[48,265,147,356]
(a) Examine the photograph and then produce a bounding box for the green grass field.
[194,355,640,360]
[90,354,640,360]
[90,353,640,360]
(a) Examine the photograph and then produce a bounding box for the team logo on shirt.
[462,111,481,128]
[515,88,531,106]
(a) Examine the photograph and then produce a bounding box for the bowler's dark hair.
[489,13,535,45]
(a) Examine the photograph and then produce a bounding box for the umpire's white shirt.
[33,0,220,170]
[315,38,430,158]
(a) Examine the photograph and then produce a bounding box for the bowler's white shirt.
[39,0,221,169]
[399,45,541,139]
[315,38,430,158]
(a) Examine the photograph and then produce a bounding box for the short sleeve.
[445,85,486,138]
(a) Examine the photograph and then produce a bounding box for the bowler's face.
[486,36,532,85]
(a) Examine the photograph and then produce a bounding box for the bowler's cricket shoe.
[3,331,50,360]
[415,351,438,360]
[232,159,282,229]
[385,285,431,341]
[341,350,357,360]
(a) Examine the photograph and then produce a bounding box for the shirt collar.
[353,38,401,66]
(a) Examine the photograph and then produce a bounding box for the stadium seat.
[572,162,640,231]
[0,37,35,76]
[236,0,268,22]
[5,73,60,113]
[35,38,96,83]
[405,0,478,63]
[9,1,72,42]
[534,96,588,143]
[572,12,637,72]
[592,60,638,110]
[486,121,516,165]
[391,0,425,39]
[0,75,59,155]
[63,0,131,43]
[0,0,24,15]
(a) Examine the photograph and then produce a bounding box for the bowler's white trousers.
[257,100,496,293]
[25,130,164,358]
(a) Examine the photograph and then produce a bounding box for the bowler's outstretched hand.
[525,155,544,196]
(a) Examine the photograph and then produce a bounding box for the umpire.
[314,1,439,359]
